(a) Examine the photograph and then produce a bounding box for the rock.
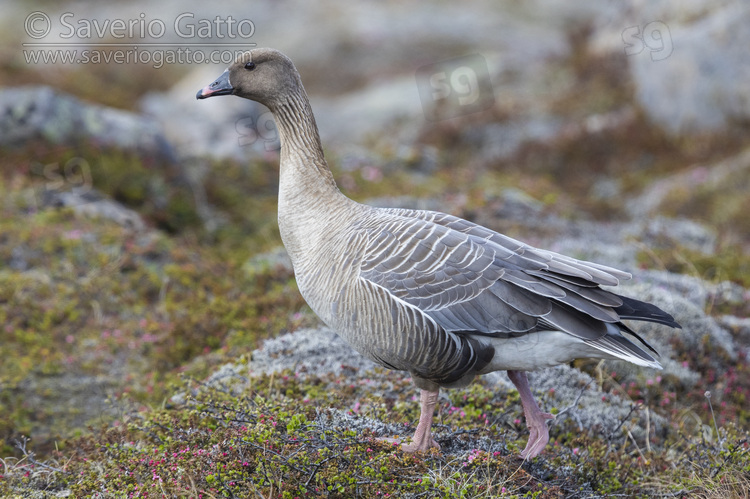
[717,315,750,345]
[590,177,623,201]
[528,365,667,443]
[314,409,407,444]
[617,278,737,370]
[629,270,710,310]
[540,225,642,271]
[709,280,749,309]
[492,187,545,219]
[462,116,563,164]
[16,372,120,446]
[43,187,146,231]
[0,86,203,232]
[243,246,294,278]
[9,246,36,271]
[635,2,750,134]
[626,147,750,223]
[206,362,249,384]
[590,1,750,135]
[311,75,423,148]
[249,327,379,379]
[0,86,175,161]
[637,216,717,254]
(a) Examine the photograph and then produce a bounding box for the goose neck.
[271,89,353,258]
[272,90,336,188]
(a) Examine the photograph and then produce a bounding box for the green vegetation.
[1,366,748,497]
[2,26,750,498]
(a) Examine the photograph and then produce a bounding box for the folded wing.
[356,208,679,368]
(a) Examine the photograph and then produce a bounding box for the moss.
[1,142,201,233]
[2,369,747,497]
[0,174,309,455]
[658,167,750,245]
[637,242,750,290]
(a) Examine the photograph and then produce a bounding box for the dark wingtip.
[615,294,681,329]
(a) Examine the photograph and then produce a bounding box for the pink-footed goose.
[197,48,680,459]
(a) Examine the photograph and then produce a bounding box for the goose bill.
[196,70,233,99]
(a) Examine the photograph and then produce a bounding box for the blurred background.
[1,0,749,487]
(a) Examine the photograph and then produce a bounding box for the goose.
[196,48,680,459]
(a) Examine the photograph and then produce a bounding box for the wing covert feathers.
[353,207,679,376]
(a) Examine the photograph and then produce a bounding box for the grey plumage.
[197,48,681,457]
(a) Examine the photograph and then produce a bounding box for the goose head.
[196,48,302,109]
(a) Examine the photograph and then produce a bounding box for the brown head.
[196,48,303,109]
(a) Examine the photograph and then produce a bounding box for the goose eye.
[244,62,256,70]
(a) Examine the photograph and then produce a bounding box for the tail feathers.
[586,329,663,370]
[615,294,681,329]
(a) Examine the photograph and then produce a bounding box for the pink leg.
[401,389,441,452]
[507,370,554,459]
